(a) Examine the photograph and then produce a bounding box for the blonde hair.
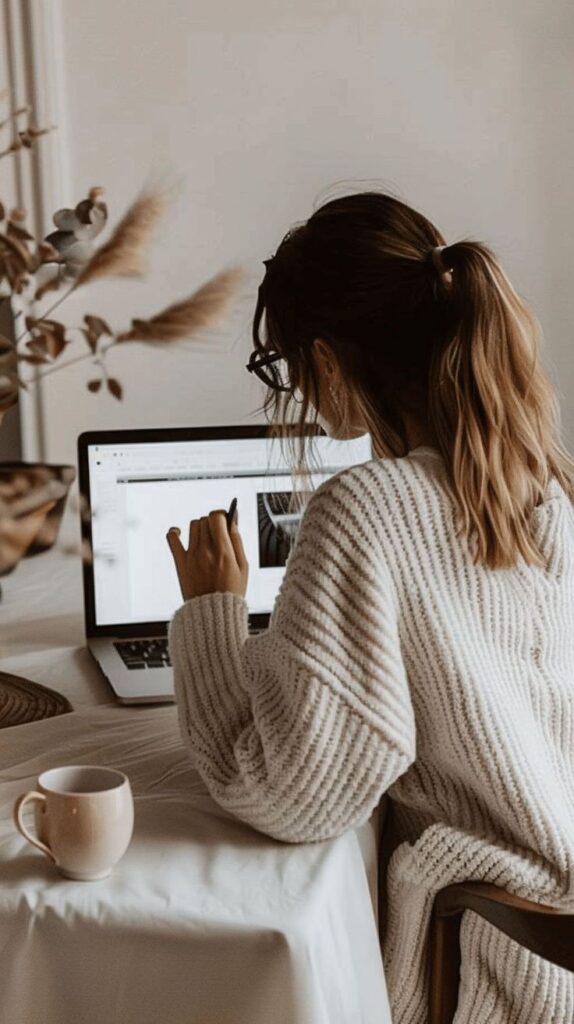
[252,192,574,569]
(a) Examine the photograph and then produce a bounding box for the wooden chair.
[376,798,574,1024]
[429,880,574,1023]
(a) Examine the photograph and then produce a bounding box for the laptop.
[78,425,372,704]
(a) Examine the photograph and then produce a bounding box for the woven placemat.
[0,671,74,728]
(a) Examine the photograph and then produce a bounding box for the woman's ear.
[312,337,337,382]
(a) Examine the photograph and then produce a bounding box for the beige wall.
[13,0,574,464]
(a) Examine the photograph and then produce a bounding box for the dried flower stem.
[13,281,77,345]
[0,105,30,132]
[36,341,115,380]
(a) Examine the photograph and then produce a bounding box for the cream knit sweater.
[169,446,574,1023]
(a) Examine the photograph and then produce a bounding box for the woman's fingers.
[166,527,188,598]
[189,518,200,555]
[207,509,235,557]
[207,510,248,572]
[228,519,248,570]
[197,516,211,553]
[167,508,248,599]
[166,526,183,561]
[205,509,248,570]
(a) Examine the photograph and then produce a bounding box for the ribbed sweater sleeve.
[168,470,416,843]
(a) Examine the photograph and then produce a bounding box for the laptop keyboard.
[114,639,171,670]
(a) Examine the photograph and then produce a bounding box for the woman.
[166,191,574,1023]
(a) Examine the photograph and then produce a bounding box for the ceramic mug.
[13,765,134,881]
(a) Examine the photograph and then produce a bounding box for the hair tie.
[430,245,453,275]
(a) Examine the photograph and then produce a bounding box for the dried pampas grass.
[116,266,243,343]
[75,187,169,287]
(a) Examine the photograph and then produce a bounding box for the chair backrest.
[376,800,574,1024]
[376,794,392,945]
[428,880,574,1024]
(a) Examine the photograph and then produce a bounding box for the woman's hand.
[166,509,249,601]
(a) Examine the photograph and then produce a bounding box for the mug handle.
[13,792,58,864]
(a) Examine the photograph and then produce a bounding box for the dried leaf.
[82,314,113,353]
[85,314,112,336]
[52,197,107,241]
[1,256,29,293]
[24,336,52,360]
[29,240,61,273]
[43,192,106,279]
[7,220,34,242]
[17,126,51,148]
[25,316,66,339]
[0,346,17,367]
[75,187,169,287]
[25,317,68,360]
[116,267,243,344]
[73,201,107,240]
[0,226,34,293]
[81,330,96,353]
[0,371,20,412]
[53,208,80,231]
[42,332,68,359]
[29,125,53,138]
[37,240,61,261]
[34,271,64,301]
[44,230,93,265]
[19,353,49,365]
[107,378,123,400]
[0,231,32,270]
[87,379,102,392]
[0,139,21,157]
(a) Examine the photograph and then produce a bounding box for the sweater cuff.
[169,592,251,718]
[171,590,249,638]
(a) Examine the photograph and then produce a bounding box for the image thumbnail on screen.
[257,492,306,568]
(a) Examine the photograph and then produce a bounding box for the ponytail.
[428,241,574,568]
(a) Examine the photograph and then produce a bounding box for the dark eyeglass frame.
[245,350,293,392]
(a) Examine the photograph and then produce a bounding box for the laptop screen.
[84,431,372,628]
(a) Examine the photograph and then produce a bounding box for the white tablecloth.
[0,549,391,1024]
